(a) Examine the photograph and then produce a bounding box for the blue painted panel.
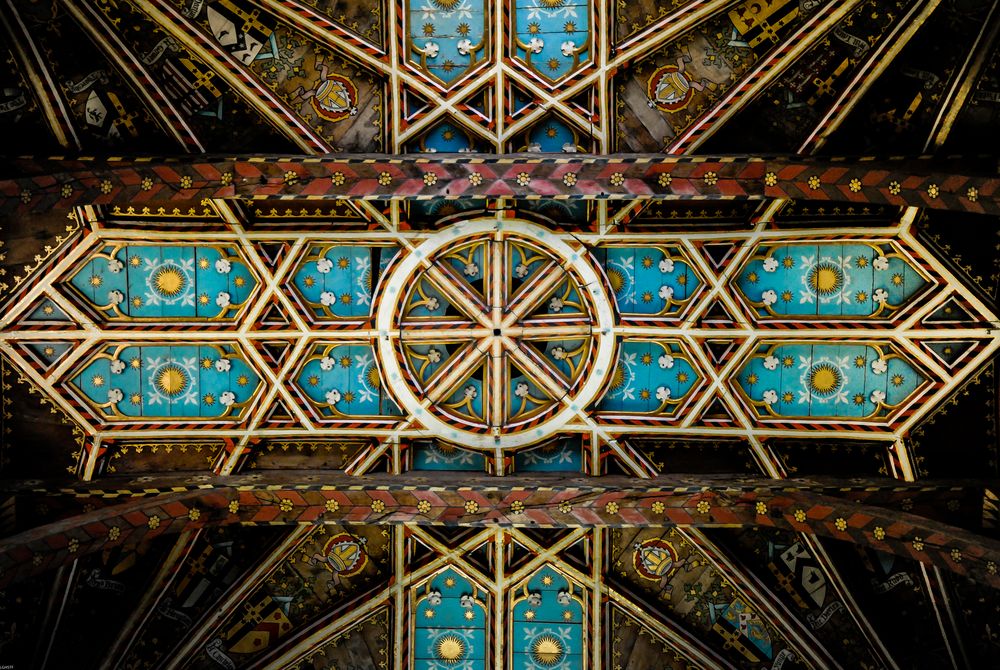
[734,343,924,419]
[736,243,927,318]
[514,0,589,80]
[417,121,474,152]
[25,342,72,366]
[509,372,551,420]
[512,566,584,670]
[25,299,72,322]
[443,373,485,421]
[67,245,255,320]
[408,0,487,85]
[414,567,488,670]
[405,277,455,318]
[292,245,397,319]
[296,344,401,418]
[516,437,581,471]
[413,442,486,471]
[597,246,699,316]
[598,341,698,414]
[526,117,578,152]
[70,344,260,420]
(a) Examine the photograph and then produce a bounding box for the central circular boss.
[375,219,616,450]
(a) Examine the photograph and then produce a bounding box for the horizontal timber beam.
[2,154,998,215]
[1,473,998,588]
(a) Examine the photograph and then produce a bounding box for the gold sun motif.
[808,263,842,296]
[89,274,103,287]
[606,269,625,293]
[430,0,460,8]
[531,634,565,666]
[537,0,567,7]
[156,365,188,397]
[153,266,185,297]
[444,577,456,587]
[366,365,381,390]
[435,635,465,663]
[808,363,841,395]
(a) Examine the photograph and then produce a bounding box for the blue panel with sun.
[512,565,585,670]
[413,442,487,470]
[413,567,489,670]
[408,0,488,86]
[514,0,590,81]
[25,342,72,367]
[69,344,260,420]
[67,244,256,320]
[415,121,476,152]
[295,344,401,418]
[734,342,925,420]
[24,299,72,323]
[736,242,928,319]
[596,246,700,316]
[291,244,397,320]
[598,341,698,414]
[516,437,582,471]
[524,117,580,152]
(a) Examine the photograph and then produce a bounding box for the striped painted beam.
[1,154,998,215]
[2,474,997,589]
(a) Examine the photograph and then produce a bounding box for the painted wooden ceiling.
[2,0,1000,669]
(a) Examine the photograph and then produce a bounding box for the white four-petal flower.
[762,257,778,273]
[110,359,126,374]
[763,356,779,371]
[560,41,576,56]
[220,391,236,407]
[216,292,231,308]
[107,388,124,404]
[871,358,888,375]
[215,359,231,372]
[659,258,674,273]
[107,258,124,274]
[762,389,778,405]
[528,37,544,54]
[215,258,231,274]
[655,386,671,401]
[316,258,333,274]
[658,354,674,369]
[319,357,336,371]
[873,256,889,271]
[761,289,777,306]
[870,389,886,404]
[325,389,341,404]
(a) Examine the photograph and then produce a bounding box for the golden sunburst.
[537,0,567,7]
[609,365,625,390]
[153,266,186,297]
[531,635,565,666]
[430,0,461,8]
[156,365,188,397]
[366,365,381,390]
[607,269,625,293]
[808,262,843,296]
[808,363,841,396]
[435,635,465,664]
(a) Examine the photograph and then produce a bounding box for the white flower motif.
[110,359,126,375]
[528,37,544,54]
[658,354,674,369]
[214,258,231,274]
[526,143,542,153]
[316,258,333,274]
[551,346,567,360]
[320,291,336,306]
[655,386,671,402]
[549,297,564,312]
[215,359,231,372]
[561,143,577,153]
[457,39,473,55]
[107,258,124,274]
[763,356,779,371]
[107,388,124,404]
[463,385,477,400]
[319,357,336,371]
[658,285,673,301]
[325,389,341,404]
[425,297,440,311]
[873,288,888,304]
[220,391,236,407]
[761,289,777,306]
[871,358,888,375]
[426,349,441,363]
[515,382,530,398]
[463,262,479,277]
[560,41,576,56]
[108,290,124,305]
[870,389,886,404]
[216,292,231,308]
[515,263,530,278]
[424,42,440,58]
[762,389,778,405]
[762,257,778,273]
[658,258,674,273]
[872,256,889,271]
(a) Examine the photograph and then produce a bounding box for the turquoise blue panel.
[443,374,484,421]
[736,243,926,318]
[67,245,255,320]
[534,338,587,383]
[509,372,550,420]
[509,241,550,289]
[513,566,584,670]
[413,442,486,471]
[404,343,453,385]
[442,242,485,294]
[408,0,487,85]
[293,245,396,319]
[296,344,401,418]
[598,341,698,413]
[25,342,72,366]
[70,344,259,419]
[417,121,474,152]
[514,0,590,80]
[25,299,72,322]
[535,280,584,316]
[734,343,924,419]
[596,246,699,316]
[516,437,582,471]
[405,277,454,318]
[527,118,577,152]
[414,567,487,670]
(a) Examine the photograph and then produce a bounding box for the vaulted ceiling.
[1,0,1000,668]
